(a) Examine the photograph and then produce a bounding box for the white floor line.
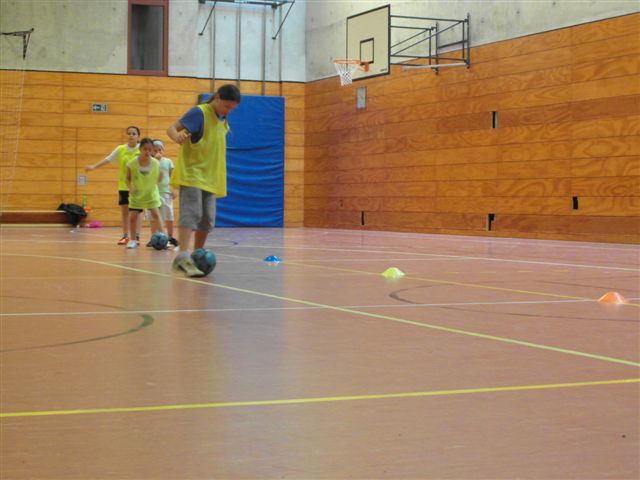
[3,297,624,318]
[225,245,640,272]
[294,228,640,252]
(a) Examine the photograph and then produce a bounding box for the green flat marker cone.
[382,267,405,279]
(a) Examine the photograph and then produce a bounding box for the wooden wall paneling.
[572,136,640,158]
[64,73,148,89]
[572,54,640,83]
[63,100,147,115]
[497,159,571,179]
[571,115,640,139]
[571,75,640,102]
[571,13,639,44]
[571,156,640,177]
[499,103,572,128]
[0,153,63,168]
[9,112,63,127]
[571,33,640,65]
[570,95,640,121]
[493,178,572,196]
[571,176,640,196]
[569,215,640,235]
[489,214,571,235]
[473,28,573,64]
[571,196,640,216]
[497,141,572,162]
[436,180,495,197]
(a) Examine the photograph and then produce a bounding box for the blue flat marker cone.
[264,255,282,263]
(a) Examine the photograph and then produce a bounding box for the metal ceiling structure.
[198,0,295,38]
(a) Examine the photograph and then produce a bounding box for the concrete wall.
[0,0,128,73]
[305,0,640,81]
[169,0,305,82]
[0,0,306,82]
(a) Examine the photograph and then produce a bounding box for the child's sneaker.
[126,240,137,249]
[117,235,128,245]
[145,240,153,248]
[168,236,179,247]
[172,253,204,277]
[136,235,140,245]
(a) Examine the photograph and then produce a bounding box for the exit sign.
[92,103,108,112]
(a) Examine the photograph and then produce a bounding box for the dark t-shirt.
[179,106,227,144]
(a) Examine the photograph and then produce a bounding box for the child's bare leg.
[120,204,129,237]
[194,230,208,250]
[178,227,194,251]
[128,211,139,241]
[150,209,165,234]
[165,220,174,238]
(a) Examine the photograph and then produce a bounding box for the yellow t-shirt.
[171,103,229,196]
[115,144,141,191]
[127,157,162,210]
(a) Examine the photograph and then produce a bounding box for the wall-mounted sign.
[92,103,108,112]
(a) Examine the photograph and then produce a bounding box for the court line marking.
[0,315,154,353]
[4,252,639,368]
[280,260,640,307]
[1,298,605,318]
[2,378,638,419]
[232,244,639,272]
[290,228,640,252]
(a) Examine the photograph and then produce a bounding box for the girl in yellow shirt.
[125,138,165,249]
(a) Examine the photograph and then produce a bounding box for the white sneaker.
[172,253,204,277]
[126,240,137,249]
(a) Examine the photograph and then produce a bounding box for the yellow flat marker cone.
[597,292,629,304]
[381,267,405,279]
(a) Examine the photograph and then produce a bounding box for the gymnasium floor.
[1,226,638,480]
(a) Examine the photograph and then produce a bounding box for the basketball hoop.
[333,59,369,86]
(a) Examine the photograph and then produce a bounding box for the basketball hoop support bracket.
[390,12,470,73]
[1,28,34,60]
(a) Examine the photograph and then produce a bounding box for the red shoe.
[117,235,129,245]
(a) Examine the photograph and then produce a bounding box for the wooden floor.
[1,226,638,480]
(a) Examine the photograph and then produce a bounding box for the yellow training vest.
[127,157,162,210]
[117,144,141,191]
[171,103,229,196]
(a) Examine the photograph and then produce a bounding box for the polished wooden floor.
[1,226,638,479]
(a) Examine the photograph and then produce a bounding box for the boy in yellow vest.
[167,84,241,277]
[85,126,141,245]
[125,138,165,249]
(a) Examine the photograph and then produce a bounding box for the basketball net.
[333,59,368,86]
[0,30,33,211]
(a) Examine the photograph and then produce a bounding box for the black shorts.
[118,190,129,206]
[128,208,143,213]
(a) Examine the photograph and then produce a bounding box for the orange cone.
[597,292,629,304]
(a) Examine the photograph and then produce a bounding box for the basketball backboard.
[346,5,390,81]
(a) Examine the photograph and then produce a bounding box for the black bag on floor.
[57,203,87,227]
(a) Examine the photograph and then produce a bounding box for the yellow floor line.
[5,253,640,368]
[2,378,638,419]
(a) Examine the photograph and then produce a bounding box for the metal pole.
[211,5,216,93]
[278,5,283,94]
[466,13,471,68]
[261,5,266,95]
[236,3,242,86]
